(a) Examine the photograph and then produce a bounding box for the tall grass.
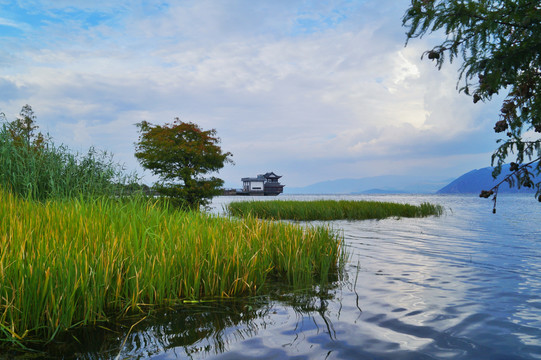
[0,189,344,345]
[227,199,444,221]
[0,123,136,201]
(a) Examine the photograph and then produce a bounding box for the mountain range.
[437,163,539,194]
[282,164,539,195]
[284,175,453,194]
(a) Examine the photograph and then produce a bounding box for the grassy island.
[0,189,344,345]
[227,199,444,221]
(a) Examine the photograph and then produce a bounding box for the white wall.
[250,181,264,191]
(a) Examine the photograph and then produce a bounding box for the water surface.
[7,194,541,359]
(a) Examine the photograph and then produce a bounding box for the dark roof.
[263,172,281,179]
[241,172,282,182]
[241,177,265,182]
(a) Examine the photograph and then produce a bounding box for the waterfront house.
[239,172,285,196]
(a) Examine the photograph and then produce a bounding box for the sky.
[0,0,503,188]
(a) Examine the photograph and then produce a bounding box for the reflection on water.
[3,194,541,359]
[26,286,341,360]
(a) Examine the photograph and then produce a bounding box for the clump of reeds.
[0,189,344,345]
[0,122,136,201]
[226,199,444,221]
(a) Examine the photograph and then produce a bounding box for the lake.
[8,194,541,359]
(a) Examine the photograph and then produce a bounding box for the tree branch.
[480,156,541,213]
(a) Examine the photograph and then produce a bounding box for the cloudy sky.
[0,0,502,188]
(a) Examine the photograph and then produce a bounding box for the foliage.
[135,118,233,209]
[227,199,444,221]
[6,104,46,148]
[0,188,344,346]
[403,0,541,210]
[0,105,136,200]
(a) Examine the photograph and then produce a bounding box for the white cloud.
[0,16,30,31]
[0,0,502,187]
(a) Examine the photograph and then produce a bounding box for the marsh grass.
[0,189,344,345]
[227,199,444,221]
[0,124,135,201]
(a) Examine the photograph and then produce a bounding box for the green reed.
[0,189,344,345]
[0,123,136,201]
[227,199,444,221]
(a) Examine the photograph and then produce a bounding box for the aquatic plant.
[0,117,135,201]
[226,199,444,221]
[0,189,344,345]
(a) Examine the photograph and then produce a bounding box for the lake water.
[8,194,541,359]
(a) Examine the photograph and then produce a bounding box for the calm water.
[7,194,541,359]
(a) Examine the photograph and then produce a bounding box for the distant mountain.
[284,175,453,195]
[437,164,540,194]
[353,188,409,194]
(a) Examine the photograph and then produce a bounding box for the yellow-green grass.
[227,199,444,221]
[0,189,344,345]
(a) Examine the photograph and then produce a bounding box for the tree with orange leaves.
[134,118,233,209]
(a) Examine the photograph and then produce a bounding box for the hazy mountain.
[437,164,540,194]
[353,188,409,194]
[284,175,453,194]
[226,164,539,195]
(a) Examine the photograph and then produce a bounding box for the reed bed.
[0,189,344,345]
[227,199,444,221]
[0,124,135,201]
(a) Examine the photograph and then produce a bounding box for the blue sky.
[0,0,502,188]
